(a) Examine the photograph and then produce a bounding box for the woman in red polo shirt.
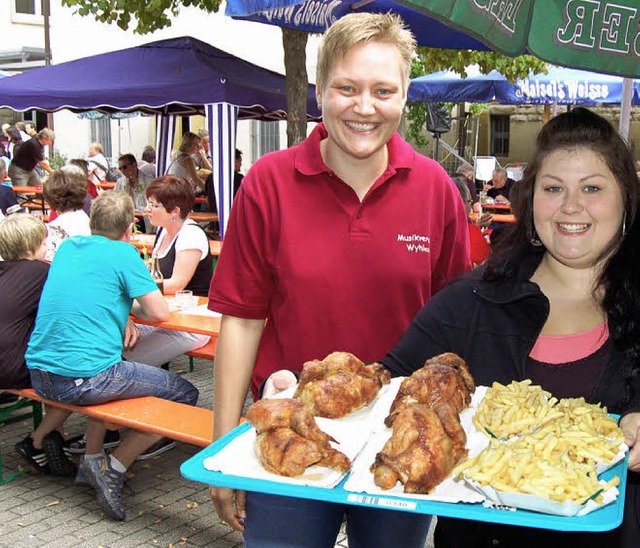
[208,13,470,548]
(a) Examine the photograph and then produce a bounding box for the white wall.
[5,1,321,167]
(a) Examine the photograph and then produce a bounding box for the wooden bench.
[185,337,217,371]
[3,388,214,447]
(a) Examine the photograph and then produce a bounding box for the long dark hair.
[485,107,640,378]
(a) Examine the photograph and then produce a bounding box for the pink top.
[529,321,609,364]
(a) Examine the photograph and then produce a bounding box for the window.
[251,120,281,161]
[490,115,510,156]
[12,0,45,23]
[90,119,113,160]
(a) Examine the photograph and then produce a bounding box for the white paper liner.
[203,383,393,488]
[344,379,487,503]
[165,298,221,317]
[467,479,619,517]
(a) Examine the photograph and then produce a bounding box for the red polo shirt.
[209,124,470,398]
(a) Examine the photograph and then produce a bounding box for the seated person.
[115,153,155,233]
[68,158,99,198]
[450,176,490,267]
[124,175,211,368]
[25,191,199,521]
[455,162,479,211]
[166,132,206,195]
[43,166,92,261]
[485,168,515,203]
[0,214,76,477]
[0,160,20,215]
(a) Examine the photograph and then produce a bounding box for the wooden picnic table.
[480,202,511,211]
[95,181,116,189]
[188,211,219,223]
[11,185,47,213]
[132,296,220,337]
[470,212,515,224]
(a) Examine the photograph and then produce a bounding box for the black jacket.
[381,252,640,547]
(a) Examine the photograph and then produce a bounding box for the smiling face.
[533,147,624,270]
[316,41,407,166]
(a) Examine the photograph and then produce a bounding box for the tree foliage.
[62,0,222,34]
[405,48,548,148]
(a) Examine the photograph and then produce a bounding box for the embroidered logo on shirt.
[397,233,430,253]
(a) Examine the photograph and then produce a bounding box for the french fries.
[456,380,625,505]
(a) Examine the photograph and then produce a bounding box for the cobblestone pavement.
[1,355,432,547]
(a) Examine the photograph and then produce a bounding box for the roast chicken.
[371,402,468,493]
[294,351,391,418]
[246,398,351,477]
[386,352,475,427]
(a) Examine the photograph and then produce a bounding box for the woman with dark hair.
[43,165,91,261]
[5,125,23,158]
[123,175,212,368]
[381,107,640,547]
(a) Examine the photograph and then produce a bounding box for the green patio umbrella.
[397,0,640,78]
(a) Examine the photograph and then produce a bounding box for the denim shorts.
[29,360,198,407]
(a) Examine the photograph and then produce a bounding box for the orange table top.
[481,202,511,211]
[188,211,218,223]
[95,181,116,189]
[470,212,516,224]
[11,185,42,194]
[132,296,220,336]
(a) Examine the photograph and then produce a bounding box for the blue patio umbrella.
[409,67,640,106]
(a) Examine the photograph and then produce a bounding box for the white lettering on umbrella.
[473,0,524,33]
[515,78,611,102]
[557,0,639,56]
[262,0,342,28]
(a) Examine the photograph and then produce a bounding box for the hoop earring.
[622,212,627,236]
[531,227,542,247]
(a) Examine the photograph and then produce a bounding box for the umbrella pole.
[619,78,633,142]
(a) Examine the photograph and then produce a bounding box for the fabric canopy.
[0,36,319,119]
[409,67,640,105]
[0,36,321,237]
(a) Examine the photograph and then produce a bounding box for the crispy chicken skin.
[246,398,351,477]
[294,352,391,418]
[255,429,351,477]
[371,402,468,493]
[386,352,475,427]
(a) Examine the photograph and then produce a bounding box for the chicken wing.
[294,352,391,418]
[371,402,468,493]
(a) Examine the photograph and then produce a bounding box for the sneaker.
[43,431,76,477]
[81,455,127,521]
[74,464,90,487]
[15,435,49,473]
[65,430,121,455]
[135,438,176,461]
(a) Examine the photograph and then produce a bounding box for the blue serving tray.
[181,421,628,532]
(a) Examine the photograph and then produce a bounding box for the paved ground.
[1,355,433,547]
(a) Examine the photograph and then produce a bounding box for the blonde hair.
[0,213,47,260]
[90,142,104,154]
[316,12,416,93]
[179,132,201,154]
[37,128,55,141]
[90,191,134,240]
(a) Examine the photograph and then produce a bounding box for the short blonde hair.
[90,191,134,240]
[37,128,55,141]
[316,12,416,93]
[0,213,47,260]
[90,142,104,154]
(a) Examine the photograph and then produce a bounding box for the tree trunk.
[282,28,309,147]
